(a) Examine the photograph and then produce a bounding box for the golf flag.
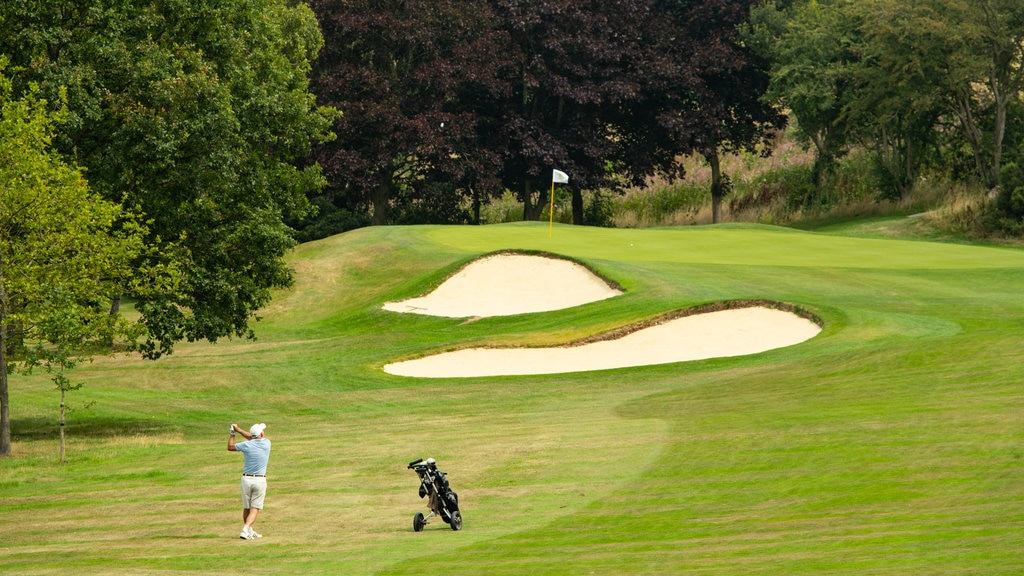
[549,169,568,237]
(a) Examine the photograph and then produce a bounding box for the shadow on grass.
[11,415,171,441]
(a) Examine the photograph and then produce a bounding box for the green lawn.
[2,222,1022,575]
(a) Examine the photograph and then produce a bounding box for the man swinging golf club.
[228,422,271,539]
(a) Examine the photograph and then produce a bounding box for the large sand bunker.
[381,253,821,378]
[382,253,622,318]
[384,306,822,378]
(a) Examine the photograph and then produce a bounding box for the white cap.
[250,423,266,437]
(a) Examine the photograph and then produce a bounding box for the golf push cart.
[407,458,462,531]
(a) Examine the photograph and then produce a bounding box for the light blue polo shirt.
[236,438,271,476]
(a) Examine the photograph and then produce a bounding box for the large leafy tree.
[755,0,1024,200]
[308,0,505,226]
[843,0,959,199]
[308,0,781,226]
[0,68,151,457]
[481,0,659,222]
[941,0,1024,188]
[0,0,336,357]
[475,0,782,224]
[748,0,858,184]
[635,0,786,222]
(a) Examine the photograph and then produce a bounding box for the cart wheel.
[449,511,462,531]
[413,512,425,532]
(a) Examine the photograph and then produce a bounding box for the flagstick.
[549,180,555,237]
[549,169,568,238]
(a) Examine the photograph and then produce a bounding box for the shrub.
[584,190,616,227]
[392,182,472,225]
[986,162,1024,235]
[290,197,371,242]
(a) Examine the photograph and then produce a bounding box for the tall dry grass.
[472,131,1018,245]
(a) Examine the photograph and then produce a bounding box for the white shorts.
[240,475,267,510]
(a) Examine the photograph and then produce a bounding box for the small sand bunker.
[384,306,822,378]
[382,253,622,318]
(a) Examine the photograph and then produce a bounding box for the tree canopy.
[307,0,783,226]
[0,67,150,456]
[308,0,503,226]
[0,0,338,358]
[751,0,1024,200]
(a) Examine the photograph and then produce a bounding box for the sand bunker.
[384,306,821,378]
[382,253,821,378]
[382,253,622,318]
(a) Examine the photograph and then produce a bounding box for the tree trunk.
[59,386,66,464]
[572,189,583,225]
[523,179,546,221]
[0,272,10,457]
[707,150,724,224]
[471,186,480,225]
[903,137,917,198]
[104,294,122,347]
[876,121,916,199]
[371,171,392,225]
[522,180,533,220]
[533,186,548,221]
[992,88,1008,187]
[954,87,996,187]
[809,130,836,187]
[0,319,10,457]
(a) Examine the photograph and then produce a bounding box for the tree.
[0,0,337,358]
[308,0,781,227]
[835,0,948,198]
[482,0,657,223]
[308,0,504,226]
[0,68,150,457]
[943,0,1024,188]
[477,0,784,225]
[754,0,1023,201]
[640,0,786,222]
[748,0,858,184]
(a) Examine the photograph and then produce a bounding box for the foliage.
[940,0,1024,188]
[583,190,616,228]
[752,0,857,184]
[612,0,786,223]
[392,182,474,225]
[752,0,1024,205]
[482,0,656,220]
[989,160,1024,233]
[0,0,338,358]
[732,162,816,213]
[288,196,371,243]
[307,0,783,226]
[308,0,504,225]
[476,190,525,225]
[613,182,708,227]
[0,67,149,457]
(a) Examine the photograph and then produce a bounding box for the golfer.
[228,422,271,539]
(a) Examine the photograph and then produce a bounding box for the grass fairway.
[2,222,1023,575]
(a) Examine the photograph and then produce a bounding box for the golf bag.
[407,458,462,531]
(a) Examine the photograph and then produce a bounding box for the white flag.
[552,169,569,184]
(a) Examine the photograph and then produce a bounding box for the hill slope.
[2,222,1022,575]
